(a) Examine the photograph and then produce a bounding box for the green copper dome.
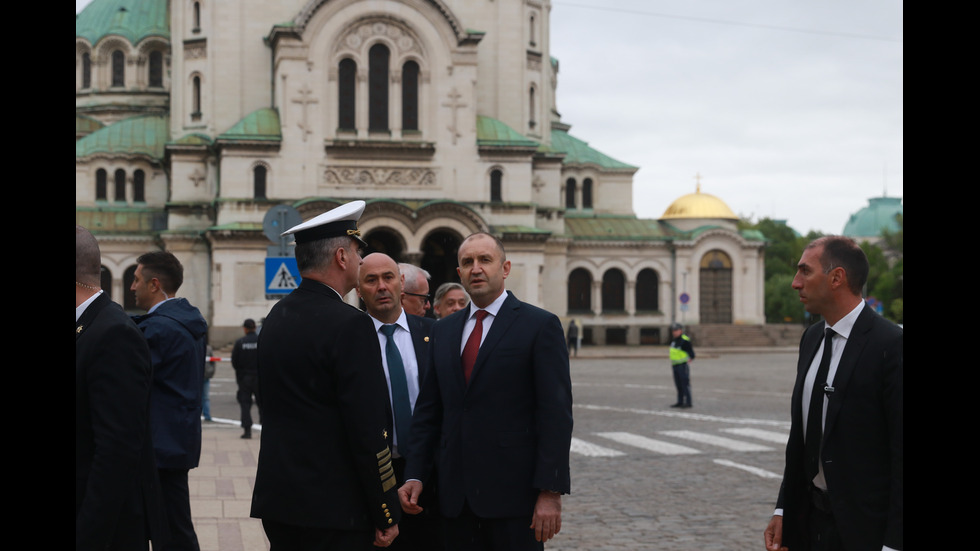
[76,0,169,45]
[842,196,903,238]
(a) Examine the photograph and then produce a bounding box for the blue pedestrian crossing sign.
[266,257,301,295]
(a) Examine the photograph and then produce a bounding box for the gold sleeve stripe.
[381,473,397,492]
[376,447,391,464]
[379,462,393,478]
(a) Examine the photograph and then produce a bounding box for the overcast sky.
[78,0,903,236]
[550,1,903,235]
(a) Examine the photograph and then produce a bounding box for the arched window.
[528,86,536,129]
[133,170,145,202]
[254,165,267,199]
[602,269,625,313]
[568,268,592,312]
[636,268,659,311]
[100,266,112,301]
[402,61,419,131]
[338,59,356,130]
[111,50,125,87]
[123,265,138,311]
[191,75,202,120]
[369,44,390,132]
[149,51,163,88]
[565,178,576,209]
[95,169,108,200]
[490,169,502,202]
[529,14,536,47]
[114,169,127,202]
[82,53,92,89]
[192,1,201,32]
[583,178,593,208]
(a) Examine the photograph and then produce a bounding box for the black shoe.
[681,404,693,409]
[669,403,683,408]
[241,431,251,439]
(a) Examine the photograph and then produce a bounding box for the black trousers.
[157,468,199,551]
[443,502,542,551]
[263,519,375,551]
[237,373,260,430]
[390,456,445,551]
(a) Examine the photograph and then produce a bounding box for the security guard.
[668,322,696,408]
[250,201,401,549]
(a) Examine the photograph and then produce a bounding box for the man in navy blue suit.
[764,236,902,551]
[399,232,573,550]
[358,253,442,550]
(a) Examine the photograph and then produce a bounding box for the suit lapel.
[823,306,875,439]
[792,322,825,417]
[76,293,109,341]
[408,316,429,384]
[468,292,519,387]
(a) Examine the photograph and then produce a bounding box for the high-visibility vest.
[669,334,691,364]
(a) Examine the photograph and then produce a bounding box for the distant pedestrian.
[668,322,695,408]
[566,320,580,357]
[231,319,260,439]
[202,339,215,422]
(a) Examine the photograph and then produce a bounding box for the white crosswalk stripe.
[660,430,773,451]
[595,432,701,455]
[570,437,626,457]
[720,427,789,444]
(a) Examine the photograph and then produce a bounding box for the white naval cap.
[281,200,367,247]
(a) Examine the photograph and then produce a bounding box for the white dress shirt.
[369,309,421,455]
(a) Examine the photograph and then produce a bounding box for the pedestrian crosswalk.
[571,427,788,458]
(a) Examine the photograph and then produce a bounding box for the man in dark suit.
[399,232,573,550]
[358,253,442,550]
[76,225,167,550]
[250,201,401,550]
[765,236,902,551]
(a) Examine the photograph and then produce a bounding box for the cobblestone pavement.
[193,346,797,550]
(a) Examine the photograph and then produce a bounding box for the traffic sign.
[266,257,301,295]
[679,292,690,304]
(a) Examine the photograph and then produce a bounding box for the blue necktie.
[381,324,413,456]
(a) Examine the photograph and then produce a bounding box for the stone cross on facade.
[292,83,318,142]
[442,87,467,145]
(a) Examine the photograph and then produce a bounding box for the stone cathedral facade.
[76,0,766,346]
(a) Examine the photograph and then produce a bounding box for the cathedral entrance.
[699,250,732,323]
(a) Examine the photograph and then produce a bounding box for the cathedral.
[76,0,766,347]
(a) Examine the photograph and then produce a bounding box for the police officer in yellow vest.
[668,322,695,408]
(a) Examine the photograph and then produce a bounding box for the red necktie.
[461,310,488,384]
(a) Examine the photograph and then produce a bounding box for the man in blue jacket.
[132,250,208,551]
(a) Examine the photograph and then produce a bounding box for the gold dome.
[661,184,738,220]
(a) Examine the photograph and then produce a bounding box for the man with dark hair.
[76,226,167,550]
[231,318,260,439]
[764,236,902,551]
[400,231,573,550]
[251,201,401,549]
[131,250,208,551]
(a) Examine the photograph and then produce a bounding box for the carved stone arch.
[296,0,467,44]
[135,38,171,89]
[414,201,488,235]
[95,37,133,89]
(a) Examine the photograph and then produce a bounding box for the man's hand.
[397,480,424,515]
[763,515,788,551]
[373,524,398,547]
[530,490,562,542]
